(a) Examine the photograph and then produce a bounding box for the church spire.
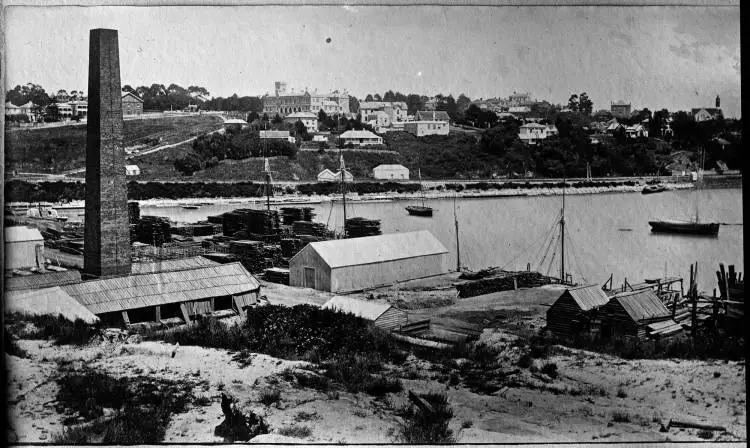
[716,94,721,109]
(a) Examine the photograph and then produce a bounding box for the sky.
[4,4,742,117]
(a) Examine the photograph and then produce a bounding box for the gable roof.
[5,226,44,243]
[121,91,143,102]
[317,168,336,178]
[295,230,448,269]
[260,130,291,138]
[563,284,610,311]
[224,118,248,125]
[339,130,381,139]
[373,164,408,171]
[286,111,318,119]
[322,296,394,321]
[415,110,450,121]
[608,290,670,322]
[62,262,260,315]
[130,256,219,275]
[5,270,82,291]
[5,287,100,324]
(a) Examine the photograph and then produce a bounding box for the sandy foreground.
[5,284,745,444]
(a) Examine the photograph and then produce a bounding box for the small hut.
[546,284,610,339]
[322,296,407,331]
[601,290,677,342]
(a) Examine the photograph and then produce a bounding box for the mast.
[340,149,347,237]
[419,168,424,207]
[560,178,566,284]
[454,194,461,272]
[263,123,271,212]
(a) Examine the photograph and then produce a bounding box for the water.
[139,188,743,293]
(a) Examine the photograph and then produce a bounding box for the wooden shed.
[601,290,673,342]
[62,262,260,326]
[4,226,45,271]
[322,296,407,331]
[289,230,450,293]
[546,284,610,339]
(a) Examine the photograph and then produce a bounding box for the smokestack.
[84,29,131,278]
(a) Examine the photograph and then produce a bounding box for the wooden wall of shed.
[546,294,584,337]
[601,300,642,341]
[374,307,408,331]
[329,253,449,293]
[289,246,331,291]
[5,241,43,270]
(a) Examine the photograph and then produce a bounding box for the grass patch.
[278,425,312,439]
[397,392,456,443]
[541,362,558,379]
[6,313,100,345]
[610,410,630,423]
[616,387,628,398]
[293,411,319,422]
[323,353,402,396]
[259,388,281,406]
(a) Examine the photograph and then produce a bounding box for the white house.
[260,130,296,143]
[284,111,319,133]
[373,164,409,180]
[317,169,338,182]
[125,165,141,176]
[404,121,449,137]
[359,102,407,125]
[339,130,383,146]
[518,123,556,145]
[625,124,648,139]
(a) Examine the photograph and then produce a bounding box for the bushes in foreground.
[5,313,100,346]
[397,392,455,443]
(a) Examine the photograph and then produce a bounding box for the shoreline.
[134,182,699,208]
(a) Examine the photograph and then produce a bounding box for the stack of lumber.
[170,224,215,237]
[222,209,280,237]
[345,217,382,238]
[292,221,329,237]
[456,271,553,298]
[128,201,140,224]
[227,240,284,273]
[280,238,304,257]
[134,216,172,246]
[206,214,224,224]
[280,207,316,225]
[264,267,290,285]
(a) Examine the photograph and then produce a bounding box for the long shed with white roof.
[289,230,449,293]
[323,296,407,330]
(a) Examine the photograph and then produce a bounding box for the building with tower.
[262,81,350,117]
[691,95,723,122]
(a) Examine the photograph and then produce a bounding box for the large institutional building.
[262,81,350,117]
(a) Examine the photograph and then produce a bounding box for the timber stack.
[280,207,315,225]
[227,240,284,273]
[222,209,280,238]
[264,267,290,285]
[345,217,382,238]
[280,238,304,257]
[292,221,330,238]
[134,216,172,246]
[128,201,140,224]
[457,270,554,298]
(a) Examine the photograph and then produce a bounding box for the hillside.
[4,115,223,174]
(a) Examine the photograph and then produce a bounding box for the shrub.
[324,353,401,396]
[6,313,99,345]
[174,152,204,175]
[397,393,455,443]
[259,388,281,406]
[517,354,533,368]
[294,411,319,422]
[610,410,630,423]
[278,425,312,439]
[294,371,331,391]
[541,362,558,379]
[697,429,714,439]
[616,387,627,398]
[461,419,474,429]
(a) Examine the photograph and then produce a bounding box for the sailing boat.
[649,148,719,236]
[405,168,433,217]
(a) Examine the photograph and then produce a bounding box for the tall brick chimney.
[84,29,131,278]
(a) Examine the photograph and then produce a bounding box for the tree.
[383,90,396,102]
[247,111,260,123]
[294,120,311,141]
[364,94,374,102]
[567,94,579,112]
[406,94,424,115]
[456,94,472,118]
[349,96,360,115]
[578,92,593,116]
[373,93,382,101]
[44,103,60,122]
[174,152,204,175]
[272,114,283,124]
[318,109,328,123]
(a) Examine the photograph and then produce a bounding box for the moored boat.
[405,205,433,217]
[648,219,720,235]
[642,184,666,194]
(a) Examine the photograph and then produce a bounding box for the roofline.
[328,250,449,270]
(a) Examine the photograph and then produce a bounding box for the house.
[373,164,409,180]
[224,118,248,129]
[125,165,141,176]
[691,108,723,122]
[600,290,678,342]
[61,262,261,326]
[338,130,383,146]
[284,111,319,133]
[260,130,296,143]
[518,122,555,145]
[610,101,631,118]
[322,296,407,331]
[365,111,391,129]
[5,101,39,121]
[5,226,45,271]
[605,119,625,134]
[70,100,88,118]
[121,91,144,115]
[625,124,648,139]
[404,120,449,137]
[317,169,338,182]
[414,110,451,123]
[289,230,450,293]
[359,102,407,125]
[546,284,610,339]
[57,102,74,119]
[262,82,350,116]
[333,169,354,182]
[5,286,100,324]
[508,106,531,114]
[589,133,613,145]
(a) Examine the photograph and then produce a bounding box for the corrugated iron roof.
[5,270,82,291]
[565,284,610,311]
[415,110,450,121]
[5,287,100,324]
[62,262,260,315]
[323,296,393,321]
[260,130,291,138]
[286,111,317,118]
[373,164,408,171]
[130,256,220,275]
[5,226,44,243]
[610,290,671,322]
[297,230,448,269]
[339,130,381,139]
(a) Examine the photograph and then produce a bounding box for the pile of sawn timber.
[228,240,284,273]
[292,221,330,238]
[280,207,315,225]
[345,217,381,238]
[264,267,290,285]
[222,209,280,237]
[133,216,171,246]
[456,270,554,298]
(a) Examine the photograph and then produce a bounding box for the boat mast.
[419,168,425,207]
[264,123,270,212]
[560,178,566,284]
[340,149,347,238]
[454,194,461,272]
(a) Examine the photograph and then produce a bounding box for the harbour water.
[134,188,743,293]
